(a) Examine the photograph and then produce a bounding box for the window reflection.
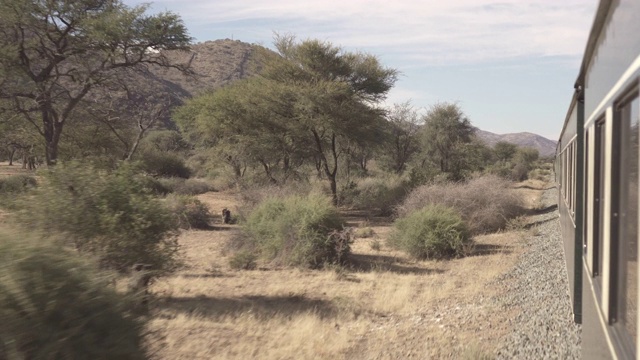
[622,96,638,345]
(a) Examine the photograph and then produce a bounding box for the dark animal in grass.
[222,208,232,224]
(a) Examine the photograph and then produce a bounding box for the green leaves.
[0,0,192,164]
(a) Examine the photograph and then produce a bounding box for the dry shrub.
[340,176,408,215]
[165,194,214,229]
[354,227,375,238]
[397,175,524,235]
[0,230,146,360]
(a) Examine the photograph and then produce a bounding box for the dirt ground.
[145,180,548,359]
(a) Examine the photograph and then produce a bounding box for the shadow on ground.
[469,244,513,256]
[346,253,446,275]
[156,294,338,320]
[526,204,558,216]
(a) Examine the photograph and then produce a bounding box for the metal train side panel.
[583,267,615,359]
[558,99,583,323]
[576,1,640,358]
[583,0,640,124]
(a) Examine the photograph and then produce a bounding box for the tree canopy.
[0,0,192,165]
[176,35,398,203]
[419,102,475,178]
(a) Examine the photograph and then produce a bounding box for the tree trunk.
[260,160,278,184]
[43,112,63,166]
[8,147,16,165]
[329,174,338,206]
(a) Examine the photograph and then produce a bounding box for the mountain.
[474,128,557,157]
[149,39,275,97]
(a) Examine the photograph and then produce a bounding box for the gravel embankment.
[495,186,582,359]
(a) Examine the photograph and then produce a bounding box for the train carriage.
[557,0,640,358]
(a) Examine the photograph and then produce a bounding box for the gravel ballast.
[494,186,582,359]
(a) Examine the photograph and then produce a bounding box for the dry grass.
[0,164,548,359]
[143,180,547,359]
[397,175,525,235]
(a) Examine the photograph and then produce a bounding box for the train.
[557,0,640,358]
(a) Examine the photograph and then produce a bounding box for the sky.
[124,0,599,140]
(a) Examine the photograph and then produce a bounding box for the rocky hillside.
[149,39,275,97]
[474,128,557,157]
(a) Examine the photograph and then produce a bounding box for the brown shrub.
[397,175,524,235]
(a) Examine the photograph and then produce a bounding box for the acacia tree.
[174,77,306,182]
[384,101,421,174]
[175,37,397,199]
[419,102,474,177]
[0,0,192,165]
[268,36,398,204]
[494,141,518,163]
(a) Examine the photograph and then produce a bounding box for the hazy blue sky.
[125,0,598,140]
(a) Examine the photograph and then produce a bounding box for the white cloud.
[143,0,598,65]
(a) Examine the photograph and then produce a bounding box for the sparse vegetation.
[389,204,471,259]
[0,9,557,357]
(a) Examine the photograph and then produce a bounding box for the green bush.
[138,151,191,178]
[229,251,258,270]
[0,174,37,195]
[389,205,470,259]
[0,175,37,209]
[157,177,215,195]
[140,175,172,195]
[0,231,146,360]
[397,175,524,235]
[243,193,348,268]
[166,194,213,229]
[18,162,181,274]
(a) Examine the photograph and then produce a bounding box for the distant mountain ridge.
[147,39,558,158]
[474,128,557,157]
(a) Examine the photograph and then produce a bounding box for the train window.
[594,120,605,277]
[572,142,577,214]
[613,92,639,352]
[585,130,590,254]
